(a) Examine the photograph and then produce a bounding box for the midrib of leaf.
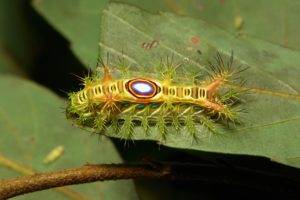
[226,84,300,100]
[234,116,300,132]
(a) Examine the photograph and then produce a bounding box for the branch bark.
[0,161,299,199]
[0,163,170,199]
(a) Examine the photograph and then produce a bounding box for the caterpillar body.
[66,53,245,140]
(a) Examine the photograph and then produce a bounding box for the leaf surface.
[97,3,300,169]
[117,0,300,50]
[0,75,139,200]
[33,1,300,169]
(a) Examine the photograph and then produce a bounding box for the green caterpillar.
[66,52,246,140]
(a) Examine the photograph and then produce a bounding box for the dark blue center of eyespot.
[131,81,154,95]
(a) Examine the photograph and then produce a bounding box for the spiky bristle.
[157,114,167,141]
[121,115,134,140]
[199,115,217,134]
[185,115,198,141]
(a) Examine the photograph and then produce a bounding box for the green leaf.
[188,0,300,51]
[32,0,300,169]
[33,0,109,68]
[96,3,300,169]
[0,75,139,200]
[117,0,300,50]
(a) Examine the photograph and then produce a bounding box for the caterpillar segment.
[66,53,244,140]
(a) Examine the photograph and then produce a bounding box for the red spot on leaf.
[190,36,200,45]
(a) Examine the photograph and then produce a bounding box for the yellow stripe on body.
[117,80,124,93]
[198,88,207,99]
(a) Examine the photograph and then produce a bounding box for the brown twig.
[0,154,90,200]
[0,161,300,199]
[0,163,170,199]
